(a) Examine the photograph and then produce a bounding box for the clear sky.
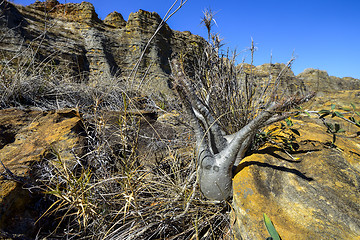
[11,0,360,79]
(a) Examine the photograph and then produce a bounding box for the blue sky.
[12,0,360,78]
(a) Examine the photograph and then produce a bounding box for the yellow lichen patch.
[0,109,85,230]
[0,109,84,178]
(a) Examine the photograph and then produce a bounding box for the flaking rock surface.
[0,108,85,238]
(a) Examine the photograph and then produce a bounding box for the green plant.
[254,117,300,153]
[315,103,360,145]
[264,213,281,240]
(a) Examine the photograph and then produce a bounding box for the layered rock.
[2,1,358,98]
[232,117,360,239]
[0,0,206,96]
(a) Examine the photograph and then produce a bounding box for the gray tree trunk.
[171,59,314,201]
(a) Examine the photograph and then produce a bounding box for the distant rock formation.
[297,68,360,92]
[238,63,308,96]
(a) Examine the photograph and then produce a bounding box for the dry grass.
[0,3,305,239]
[33,105,231,239]
[0,29,231,238]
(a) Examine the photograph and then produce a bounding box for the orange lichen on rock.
[0,109,85,235]
[232,117,360,239]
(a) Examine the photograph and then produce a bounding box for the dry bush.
[183,37,300,137]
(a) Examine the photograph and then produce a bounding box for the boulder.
[0,108,85,238]
[232,117,360,239]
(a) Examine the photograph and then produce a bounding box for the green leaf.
[320,112,330,118]
[304,111,311,117]
[334,111,344,118]
[351,103,356,111]
[264,213,281,240]
[334,123,340,132]
[319,109,330,114]
[325,122,334,131]
[331,104,336,110]
[285,118,293,127]
[356,111,360,117]
[319,110,331,118]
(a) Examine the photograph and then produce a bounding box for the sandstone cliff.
[0,0,206,96]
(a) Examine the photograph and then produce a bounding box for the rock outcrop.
[232,117,360,239]
[0,108,85,238]
[297,68,360,92]
[0,0,206,96]
[238,63,308,96]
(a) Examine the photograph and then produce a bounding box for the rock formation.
[232,117,360,239]
[238,62,308,96]
[1,0,358,97]
[0,0,206,96]
[297,68,360,92]
[0,108,85,238]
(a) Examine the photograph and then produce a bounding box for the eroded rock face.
[232,118,360,239]
[237,63,308,96]
[0,109,85,238]
[297,68,360,92]
[237,63,360,98]
[0,0,206,96]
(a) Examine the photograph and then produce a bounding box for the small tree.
[171,58,314,201]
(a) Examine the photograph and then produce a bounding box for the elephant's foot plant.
[171,58,315,201]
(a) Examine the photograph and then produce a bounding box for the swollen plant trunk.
[196,103,280,200]
[171,59,314,201]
